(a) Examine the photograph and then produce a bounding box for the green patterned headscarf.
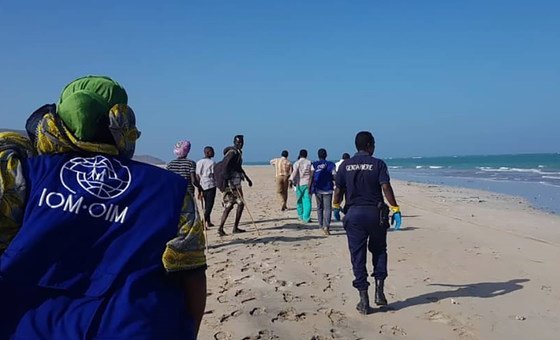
[57,76,128,142]
[25,75,140,159]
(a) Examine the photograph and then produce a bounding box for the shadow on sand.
[387,279,529,311]
[208,232,325,250]
[388,226,419,232]
[238,217,299,227]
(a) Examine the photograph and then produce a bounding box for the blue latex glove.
[333,208,341,222]
[391,211,402,230]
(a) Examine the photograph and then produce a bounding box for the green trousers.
[295,185,312,222]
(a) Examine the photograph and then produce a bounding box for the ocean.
[249,153,560,214]
[385,153,560,214]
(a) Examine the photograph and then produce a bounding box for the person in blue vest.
[310,148,336,235]
[333,131,402,315]
[0,76,207,339]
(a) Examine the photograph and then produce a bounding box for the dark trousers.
[343,206,388,291]
[203,187,216,222]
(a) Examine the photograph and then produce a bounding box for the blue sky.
[1,0,559,162]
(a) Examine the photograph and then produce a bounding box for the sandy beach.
[198,166,560,340]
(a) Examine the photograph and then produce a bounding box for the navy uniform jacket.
[335,151,390,207]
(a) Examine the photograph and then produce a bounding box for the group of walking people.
[269,148,351,235]
[167,135,253,237]
[270,135,403,314]
[0,74,406,340]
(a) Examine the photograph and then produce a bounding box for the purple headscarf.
[174,140,191,158]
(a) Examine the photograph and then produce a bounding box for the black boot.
[356,290,373,315]
[374,279,388,306]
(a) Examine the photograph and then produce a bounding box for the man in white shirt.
[196,146,217,229]
[289,149,312,223]
[335,153,350,172]
[333,152,350,221]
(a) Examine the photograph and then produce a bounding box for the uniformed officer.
[334,131,402,314]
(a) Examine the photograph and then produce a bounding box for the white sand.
[198,166,560,340]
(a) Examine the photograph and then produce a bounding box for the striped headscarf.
[174,140,191,158]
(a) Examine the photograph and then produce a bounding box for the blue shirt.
[335,151,390,207]
[312,160,336,193]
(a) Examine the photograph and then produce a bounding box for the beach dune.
[198,166,560,340]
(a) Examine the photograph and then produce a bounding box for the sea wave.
[542,175,560,180]
[477,167,560,176]
[539,181,560,188]
[388,166,403,169]
[429,165,444,169]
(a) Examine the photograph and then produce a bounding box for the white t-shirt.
[289,158,312,186]
[335,159,345,172]
[196,158,216,190]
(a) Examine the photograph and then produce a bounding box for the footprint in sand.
[241,329,279,340]
[311,295,327,304]
[424,310,474,338]
[541,285,552,293]
[261,268,274,275]
[241,263,251,272]
[326,309,348,327]
[276,280,290,287]
[262,275,276,284]
[218,280,232,294]
[233,275,251,284]
[250,307,266,316]
[330,328,348,339]
[212,267,227,278]
[219,310,242,323]
[217,295,228,303]
[235,288,257,303]
[271,308,306,322]
[282,291,302,303]
[241,254,256,261]
[310,336,330,340]
[379,324,407,336]
[214,331,232,340]
[214,259,232,265]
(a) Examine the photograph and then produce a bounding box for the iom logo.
[60,156,132,199]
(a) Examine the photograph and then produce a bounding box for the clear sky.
[1,0,559,162]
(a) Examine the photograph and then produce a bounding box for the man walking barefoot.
[217,135,253,236]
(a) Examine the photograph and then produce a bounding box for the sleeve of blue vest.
[162,192,207,272]
[0,132,35,254]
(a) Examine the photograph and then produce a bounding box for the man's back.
[270,157,292,177]
[312,160,336,193]
[291,158,312,186]
[167,158,196,194]
[335,152,389,207]
[196,158,216,190]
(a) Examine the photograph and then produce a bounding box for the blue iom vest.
[0,153,194,339]
[312,160,336,193]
